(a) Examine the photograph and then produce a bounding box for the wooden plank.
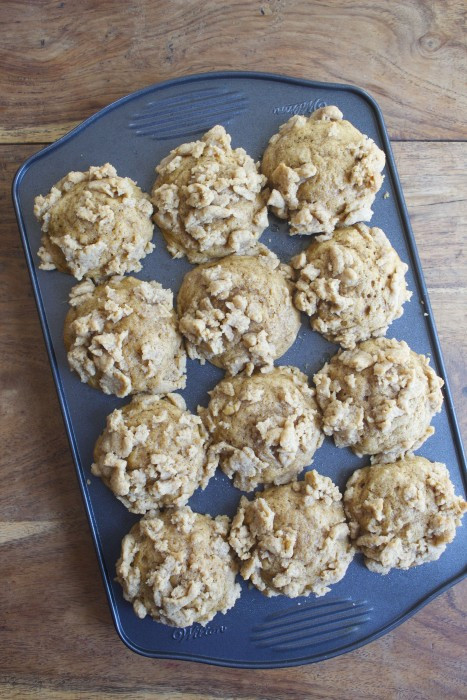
[0,521,60,545]
[1,0,466,143]
[0,123,80,144]
[0,139,465,698]
[392,142,467,289]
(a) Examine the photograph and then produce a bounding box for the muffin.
[344,457,467,573]
[177,249,301,375]
[64,276,186,397]
[151,125,268,263]
[92,393,212,513]
[292,223,411,348]
[313,338,444,463]
[229,470,354,597]
[116,507,241,627]
[261,106,385,237]
[199,366,323,491]
[34,163,154,280]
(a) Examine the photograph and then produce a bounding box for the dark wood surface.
[1,2,466,698]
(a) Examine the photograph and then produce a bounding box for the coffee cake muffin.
[261,106,385,237]
[92,393,212,513]
[151,125,268,263]
[313,338,444,463]
[292,223,411,348]
[177,250,301,375]
[34,163,154,280]
[229,470,354,597]
[116,507,241,627]
[64,276,186,397]
[344,457,467,573]
[199,366,323,491]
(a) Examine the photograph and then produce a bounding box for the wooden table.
[1,2,466,698]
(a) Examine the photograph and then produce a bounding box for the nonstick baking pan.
[12,71,467,668]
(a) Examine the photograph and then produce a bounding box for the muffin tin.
[12,72,466,667]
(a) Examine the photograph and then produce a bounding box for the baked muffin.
[151,125,268,263]
[92,393,212,513]
[261,106,385,237]
[64,276,186,397]
[34,163,154,280]
[177,249,301,375]
[344,457,467,574]
[292,223,411,348]
[229,470,354,597]
[116,507,241,627]
[313,338,444,463]
[199,366,323,491]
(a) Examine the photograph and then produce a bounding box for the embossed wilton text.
[273,98,326,116]
[172,624,227,643]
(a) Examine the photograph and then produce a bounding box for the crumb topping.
[92,393,212,512]
[151,125,268,262]
[229,470,354,597]
[292,224,411,347]
[64,276,186,397]
[116,507,241,627]
[34,163,154,280]
[314,337,444,462]
[200,367,323,490]
[261,106,385,237]
[344,457,467,573]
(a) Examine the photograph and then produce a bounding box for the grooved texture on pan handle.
[128,87,248,140]
[250,598,373,651]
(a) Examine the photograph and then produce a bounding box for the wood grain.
[392,142,467,441]
[1,0,466,142]
[1,1,466,696]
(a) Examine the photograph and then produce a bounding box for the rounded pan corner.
[323,79,386,117]
[12,159,27,200]
[12,141,63,199]
[12,154,39,227]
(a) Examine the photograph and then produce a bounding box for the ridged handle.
[250,598,373,651]
[128,87,248,140]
